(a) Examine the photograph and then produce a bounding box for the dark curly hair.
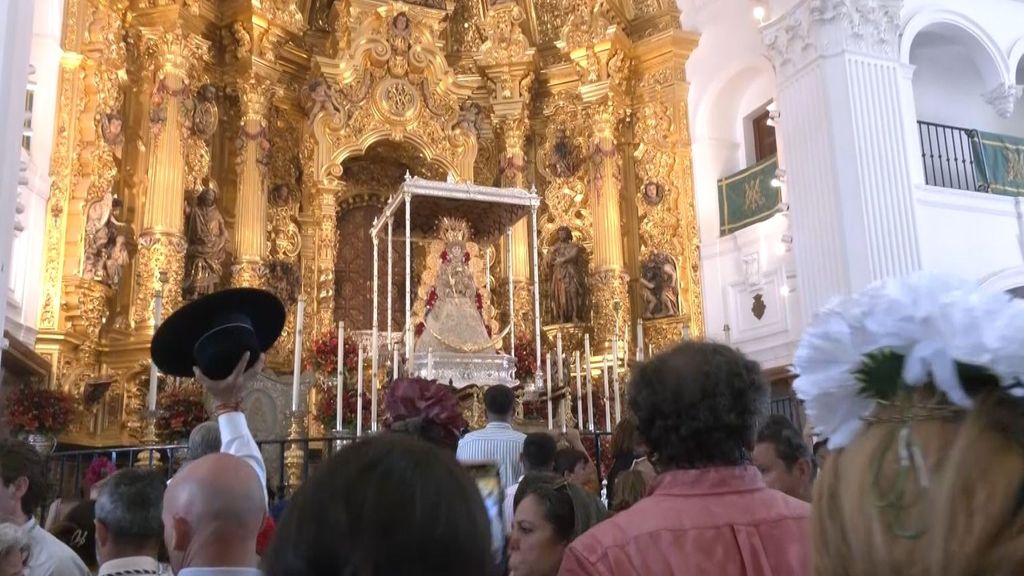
[629,341,767,470]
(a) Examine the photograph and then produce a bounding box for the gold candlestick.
[134,410,163,468]
[283,411,307,496]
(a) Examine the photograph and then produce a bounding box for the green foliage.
[854,349,905,401]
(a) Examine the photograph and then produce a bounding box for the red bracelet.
[214,402,242,416]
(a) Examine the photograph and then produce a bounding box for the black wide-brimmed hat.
[151,288,286,380]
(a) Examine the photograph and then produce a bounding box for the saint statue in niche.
[415,218,495,354]
[639,252,679,319]
[83,190,133,290]
[546,226,588,324]
[183,179,230,300]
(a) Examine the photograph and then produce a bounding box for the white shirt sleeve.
[219,411,268,509]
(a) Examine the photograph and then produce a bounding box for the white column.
[0,1,35,354]
[762,0,921,321]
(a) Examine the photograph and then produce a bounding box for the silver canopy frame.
[368,175,542,413]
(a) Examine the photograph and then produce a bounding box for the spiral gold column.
[232,78,273,288]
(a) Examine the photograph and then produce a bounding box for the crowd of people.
[6,273,1024,575]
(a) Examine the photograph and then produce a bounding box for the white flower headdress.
[794,273,1024,449]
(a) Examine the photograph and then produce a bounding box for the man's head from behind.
[0,438,46,524]
[94,469,166,565]
[483,385,515,422]
[187,421,221,461]
[753,415,815,501]
[520,433,557,474]
[162,453,265,573]
[629,341,767,471]
[554,449,593,489]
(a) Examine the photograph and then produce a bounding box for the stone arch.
[1011,36,1024,84]
[979,265,1024,295]
[901,9,1011,88]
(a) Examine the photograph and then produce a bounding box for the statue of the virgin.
[415,218,495,354]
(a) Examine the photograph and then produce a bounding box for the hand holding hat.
[200,351,266,406]
[151,288,285,383]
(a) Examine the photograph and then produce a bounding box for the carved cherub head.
[393,13,410,32]
[556,226,573,243]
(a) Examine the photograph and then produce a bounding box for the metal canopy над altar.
[365,174,544,432]
[371,174,539,243]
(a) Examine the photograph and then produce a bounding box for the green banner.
[718,156,782,236]
[971,130,1024,196]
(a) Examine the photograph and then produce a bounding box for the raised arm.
[195,351,268,509]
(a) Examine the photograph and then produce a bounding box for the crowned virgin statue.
[415,218,496,355]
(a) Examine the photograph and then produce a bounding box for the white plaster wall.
[915,184,1024,280]
[7,0,63,346]
[0,0,35,357]
[684,0,803,368]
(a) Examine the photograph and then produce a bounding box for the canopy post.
[530,204,542,389]
[371,226,380,432]
[507,225,514,358]
[404,192,413,364]
[387,215,394,357]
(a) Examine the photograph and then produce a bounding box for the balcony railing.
[918,121,984,192]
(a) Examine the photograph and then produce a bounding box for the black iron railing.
[917,120,986,192]
[769,395,803,430]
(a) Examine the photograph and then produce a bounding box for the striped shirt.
[457,422,526,489]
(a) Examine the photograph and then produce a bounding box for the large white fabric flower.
[794,273,1024,450]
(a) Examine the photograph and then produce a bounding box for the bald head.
[163,453,265,571]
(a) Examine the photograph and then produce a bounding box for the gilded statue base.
[133,413,163,468]
[410,351,517,389]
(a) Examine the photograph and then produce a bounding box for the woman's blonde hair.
[812,387,1024,576]
[611,469,647,513]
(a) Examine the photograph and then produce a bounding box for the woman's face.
[508,495,567,576]
[0,548,25,576]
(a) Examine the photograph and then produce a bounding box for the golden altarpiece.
[35,0,702,446]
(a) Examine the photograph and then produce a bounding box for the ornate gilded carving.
[478,4,531,67]
[590,269,629,345]
[134,233,186,325]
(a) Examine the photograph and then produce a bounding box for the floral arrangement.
[794,273,1024,449]
[317,388,371,432]
[514,335,537,380]
[310,329,359,375]
[385,377,467,450]
[84,456,116,487]
[156,386,207,441]
[5,385,77,436]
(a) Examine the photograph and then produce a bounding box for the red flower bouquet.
[385,377,467,450]
[514,335,537,380]
[311,329,358,376]
[317,388,371,432]
[156,386,207,441]
[84,456,116,487]
[5,385,76,436]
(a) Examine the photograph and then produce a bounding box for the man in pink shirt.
[559,342,810,576]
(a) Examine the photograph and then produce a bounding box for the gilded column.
[133,29,209,328]
[232,78,273,288]
[477,2,536,338]
[586,101,630,348]
[314,186,339,338]
[560,10,632,349]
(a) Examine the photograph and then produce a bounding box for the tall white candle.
[292,297,305,412]
[147,291,164,412]
[337,321,344,430]
[545,352,553,430]
[393,349,399,381]
[602,356,611,432]
[556,332,564,390]
[574,351,583,429]
[356,347,364,437]
[584,334,594,431]
[682,324,691,341]
[636,319,645,362]
[427,348,434,379]
[611,335,620,424]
